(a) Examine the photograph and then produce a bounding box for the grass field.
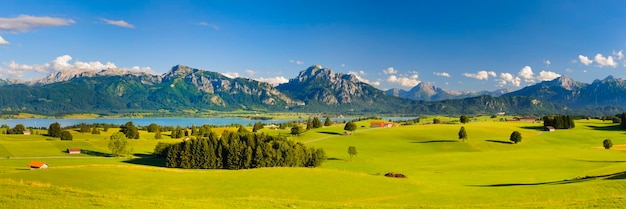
[1,118,625,208]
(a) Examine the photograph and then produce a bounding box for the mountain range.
[0,64,625,116]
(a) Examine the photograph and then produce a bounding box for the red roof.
[67,148,81,152]
[29,161,47,168]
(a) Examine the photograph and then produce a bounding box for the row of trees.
[163,131,326,169]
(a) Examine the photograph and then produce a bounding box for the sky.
[1,0,626,91]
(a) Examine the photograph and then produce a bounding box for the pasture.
[1,118,625,208]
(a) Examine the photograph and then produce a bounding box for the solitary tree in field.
[458,126,468,141]
[433,118,441,124]
[291,125,304,136]
[460,115,470,124]
[108,132,129,157]
[60,131,73,141]
[344,122,357,132]
[348,146,358,161]
[120,121,139,139]
[603,139,613,149]
[510,131,522,144]
[48,122,62,138]
[324,117,332,126]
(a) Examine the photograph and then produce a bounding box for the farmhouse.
[370,121,396,128]
[23,130,31,135]
[544,126,556,132]
[67,148,81,154]
[29,161,48,170]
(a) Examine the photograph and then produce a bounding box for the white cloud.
[594,54,617,68]
[499,73,521,87]
[0,15,75,33]
[198,22,219,31]
[245,69,256,76]
[545,60,551,65]
[0,55,152,79]
[254,76,289,86]
[538,71,561,81]
[348,71,374,85]
[341,64,346,67]
[289,60,303,65]
[0,35,8,44]
[463,70,496,80]
[387,73,420,87]
[578,55,593,65]
[222,72,240,78]
[614,50,623,60]
[371,80,381,86]
[102,18,135,28]
[383,67,397,75]
[566,68,573,73]
[433,72,450,77]
[518,66,535,82]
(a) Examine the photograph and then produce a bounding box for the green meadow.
[1,117,625,208]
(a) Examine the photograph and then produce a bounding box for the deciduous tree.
[344,122,357,132]
[603,139,613,149]
[510,131,522,144]
[458,126,468,141]
[348,146,357,161]
[48,122,62,137]
[108,132,129,156]
[60,131,73,141]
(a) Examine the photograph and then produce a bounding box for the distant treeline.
[542,115,575,129]
[159,131,326,169]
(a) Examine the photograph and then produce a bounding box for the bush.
[60,131,73,141]
[384,172,407,178]
[603,139,613,149]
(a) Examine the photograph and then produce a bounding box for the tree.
[91,127,100,135]
[291,125,303,136]
[312,117,323,128]
[252,122,264,132]
[108,132,129,156]
[324,117,332,126]
[120,121,139,139]
[458,126,467,141]
[460,115,470,124]
[344,122,357,132]
[60,131,73,141]
[155,129,162,139]
[237,125,248,133]
[48,122,62,137]
[603,139,613,149]
[79,123,90,133]
[147,123,160,133]
[510,131,522,144]
[306,117,312,130]
[433,118,441,124]
[348,146,357,161]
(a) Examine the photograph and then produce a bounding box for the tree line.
[160,131,326,169]
[543,115,576,129]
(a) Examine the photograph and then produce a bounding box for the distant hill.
[385,82,512,101]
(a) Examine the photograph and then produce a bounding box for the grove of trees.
[543,115,575,129]
[164,131,326,169]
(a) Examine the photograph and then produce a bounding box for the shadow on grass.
[470,171,626,187]
[485,140,513,144]
[81,149,114,157]
[519,126,544,131]
[413,140,458,143]
[123,156,166,167]
[14,168,30,171]
[587,125,623,132]
[572,159,626,163]
[327,157,344,161]
[318,131,341,135]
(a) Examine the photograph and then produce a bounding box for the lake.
[0,117,417,128]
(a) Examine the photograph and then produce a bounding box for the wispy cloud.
[198,22,220,31]
[245,69,256,76]
[545,60,551,65]
[222,72,240,79]
[102,18,135,28]
[289,60,303,65]
[0,15,75,33]
[463,70,496,80]
[433,72,450,77]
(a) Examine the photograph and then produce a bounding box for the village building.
[67,148,81,154]
[29,161,48,170]
[22,130,31,135]
[370,121,396,128]
[544,126,556,132]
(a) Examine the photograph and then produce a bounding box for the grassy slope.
[0,118,625,208]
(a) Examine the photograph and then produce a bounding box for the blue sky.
[1,0,626,91]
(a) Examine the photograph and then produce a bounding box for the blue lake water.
[0,117,417,128]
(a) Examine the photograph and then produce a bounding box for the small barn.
[23,130,31,135]
[29,161,48,170]
[370,121,396,128]
[544,126,556,132]
[67,148,81,154]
